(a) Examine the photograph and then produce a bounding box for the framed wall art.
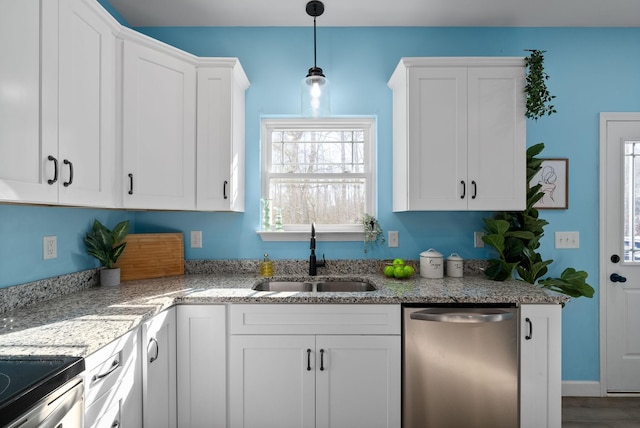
[530,158,568,209]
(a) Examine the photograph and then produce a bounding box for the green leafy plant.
[482,143,594,298]
[84,220,130,269]
[524,49,557,120]
[361,213,385,254]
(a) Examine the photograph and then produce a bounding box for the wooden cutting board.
[115,233,184,281]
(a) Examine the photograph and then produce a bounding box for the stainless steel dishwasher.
[403,305,519,428]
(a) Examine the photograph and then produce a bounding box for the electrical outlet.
[43,236,57,260]
[388,231,399,248]
[474,231,485,248]
[555,231,579,249]
[190,230,203,248]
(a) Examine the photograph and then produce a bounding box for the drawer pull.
[525,317,533,340]
[320,349,325,371]
[306,348,312,371]
[111,420,120,428]
[92,359,120,382]
[63,159,73,187]
[47,155,58,185]
[148,337,160,363]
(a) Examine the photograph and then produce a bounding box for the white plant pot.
[100,267,121,286]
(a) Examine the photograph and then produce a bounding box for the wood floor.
[563,397,640,427]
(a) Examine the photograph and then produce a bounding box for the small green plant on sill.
[84,219,130,269]
[362,213,385,254]
[482,143,594,299]
[524,49,557,121]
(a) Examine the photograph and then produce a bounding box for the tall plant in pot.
[84,219,129,286]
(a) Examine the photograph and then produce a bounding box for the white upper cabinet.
[388,57,526,211]
[58,0,116,207]
[119,34,197,210]
[196,61,249,211]
[0,0,116,207]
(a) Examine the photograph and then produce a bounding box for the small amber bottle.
[260,254,273,277]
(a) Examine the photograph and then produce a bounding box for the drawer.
[229,304,401,335]
[84,328,139,407]
[85,389,121,428]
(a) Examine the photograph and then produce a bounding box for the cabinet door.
[468,66,526,211]
[315,335,401,428]
[520,304,562,428]
[58,0,115,207]
[0,0,58,203]
[177,305,226,428]
[121,40,196,210]
[229,335,316,428]
[142,308,177,428]
[196,65,247,211]
[404,66,468,210]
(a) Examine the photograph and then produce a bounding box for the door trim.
[598,112,640,397]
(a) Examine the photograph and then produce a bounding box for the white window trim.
[259,117,376,242]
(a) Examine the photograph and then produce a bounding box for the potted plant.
[361,213,385,254]
[84,219,130,286]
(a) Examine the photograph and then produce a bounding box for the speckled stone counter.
[0,270,567,359]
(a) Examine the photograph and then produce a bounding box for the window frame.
[258,117,376,242]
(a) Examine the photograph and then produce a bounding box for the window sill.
[256,230,365,242]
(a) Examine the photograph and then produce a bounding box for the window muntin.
[261,118,375,229]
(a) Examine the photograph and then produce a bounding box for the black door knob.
[610,273,627,283]
[611,254,620,263]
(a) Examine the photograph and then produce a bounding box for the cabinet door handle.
[320,349,325,371]
[63,159,73,187]
[92,359,120,382]
[47,155,58,184]
[525,317,533,340]
[148,337,159,363]
[128,173,134,195]
[111,421,120,428]
[460,180,465,199]
[471,180,477,199]
[306,348,312,371]
[223,180,228,200]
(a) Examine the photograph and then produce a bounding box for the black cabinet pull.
[92,359,120,382]
[47,155,58,184]
[128,173,134,195]
[223,180,228,199]
[306,348,312,371]
[111,421,120,428]
[320,349,325,371]
[148,337,159,363]
[471,180,477,199]
[63,159,73,187]
[460,180,465,199]
[525,317,533,340]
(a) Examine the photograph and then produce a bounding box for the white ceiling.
[108,0,640,28]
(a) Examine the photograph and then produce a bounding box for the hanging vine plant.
[524,49,557,120]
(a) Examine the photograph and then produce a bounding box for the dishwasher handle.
[409,309,514,323]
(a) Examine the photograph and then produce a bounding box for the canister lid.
[420,248,442,258]
[447,253,463,261]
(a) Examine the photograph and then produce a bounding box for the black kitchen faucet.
[309,223,326,276]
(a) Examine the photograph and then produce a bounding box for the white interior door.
[600,112,640,393]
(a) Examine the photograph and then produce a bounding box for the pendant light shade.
[302,0,330,117]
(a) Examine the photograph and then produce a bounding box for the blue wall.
[3,15,640,383]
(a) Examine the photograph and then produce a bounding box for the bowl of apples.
[380,259,416,280]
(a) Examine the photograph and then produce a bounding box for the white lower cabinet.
[520,304,562,428]
[84,328,142,428]
[177,305,227,428]
[142,307,177,428]
[228,304,401,428]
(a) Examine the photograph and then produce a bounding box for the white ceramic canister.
[446,253,464,278]
[420,248,444,279]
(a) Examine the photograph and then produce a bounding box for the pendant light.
[301,0,330,117]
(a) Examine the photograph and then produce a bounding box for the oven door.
[6,376,83,428]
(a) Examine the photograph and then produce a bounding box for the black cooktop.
[0,355,85,426]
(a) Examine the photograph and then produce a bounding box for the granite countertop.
[0,272,567,358]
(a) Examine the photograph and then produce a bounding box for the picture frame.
[530,158,568,209]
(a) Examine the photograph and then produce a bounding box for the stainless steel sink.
[252,280,376,292]
[252,281,313,292]
[316,281,376,292]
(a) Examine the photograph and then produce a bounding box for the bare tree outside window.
[262,119,375,228]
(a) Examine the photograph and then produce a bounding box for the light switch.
[555,231,579,249]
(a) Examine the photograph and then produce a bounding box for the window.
[260,118,375,240]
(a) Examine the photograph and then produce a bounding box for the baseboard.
[562,381,602,397]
